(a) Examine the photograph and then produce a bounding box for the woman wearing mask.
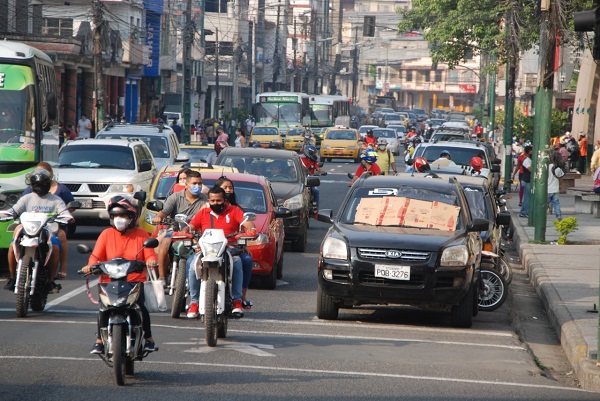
[171,168,192,193]
[235,128,247,148]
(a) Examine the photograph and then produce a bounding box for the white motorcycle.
[0,204,77,317]
[192,212,256,347]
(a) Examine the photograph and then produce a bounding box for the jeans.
[547,193,562,218]
[519,181,530,216]
[241,251,253,290]
[187,252,243,303]
[311,186,320,210]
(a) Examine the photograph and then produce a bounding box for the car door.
[134,144,155,192]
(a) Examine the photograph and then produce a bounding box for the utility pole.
[502,10,517,194]
[330,5,343,95]
[293,17,297,92]
[488,54,497,134]
[529,0,556,239]
[182,0,193,142]
[312,9,318,94]
[272,0,281,90]
[215,28,220,119]
[93,0,105,130]
[231,1,239,131]
[351,27,359,104]
[251,20,257,102]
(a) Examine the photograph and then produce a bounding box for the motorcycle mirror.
[133,191,147,206]
[146,200,164,212]
[242,212,256,222]
[347,172,354,179]
[174,213,188,223]
[77,244,92,254]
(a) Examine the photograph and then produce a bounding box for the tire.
[451,285,474,328]
[30,268,48,312]
[217,315,228,339]
[326,158,332,163]
[15,256,32,318]
[498,255,512,285]
[170,258,188,318]
[291,220,307,253]
[262,254,278,290]
[112,324,126,386]
[204,277,218,347]
[478,268,507,312]
[316,283,339,320]
[125,359,135,377]
[276,252,284,280]
[67,223,76,238]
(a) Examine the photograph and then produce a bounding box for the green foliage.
[553,217,578,245]
[492,108,568,142]
[550,109,569,138]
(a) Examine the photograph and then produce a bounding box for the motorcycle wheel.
[15,256,32,318]
[171,258,187,318]
[30,268,48,312]
[125,358,135,376]
[204,277,218,347]
[498,255,512,285]
[218,314,228,339]
[478,268,507,312]
[112,324,126,386]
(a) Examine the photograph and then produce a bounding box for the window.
[462,71,475,83]
[42,18,73,37]
[405,70,413,81]
[447,70,459,84]
[435,71,443,82]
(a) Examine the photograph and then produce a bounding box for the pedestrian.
[171,119,183,142]
[374,138,397,175]
[558,140,569,164]
[547,150,563,221]
[66,124,77,141]
[234,128,246,148]
[593,165,600,194]
[77,114,92,139]
[566,133,580,172]
[512,146,526,205]
[216,128,229,144]
[590,141,600,173]
[578,131,588,174]
[58,122,67,147]
[518,145,532,218]
[206,121,215,144]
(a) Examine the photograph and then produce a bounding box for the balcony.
[122,41,146,65]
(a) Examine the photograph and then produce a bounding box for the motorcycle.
[0,202,79,317]
[77,238,160,386]
[191,212,257,347]
[478,267,508,312]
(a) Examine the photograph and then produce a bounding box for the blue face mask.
[189,185,202,196]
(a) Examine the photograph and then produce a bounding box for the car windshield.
[431,133,466,141]
[234,182,268,214]
[326,130,356,140]
[96,133,169,159]
[358,126,376,134]
[461,186,492,220]
[219,156,299,183]
[373,129,396,139]
[384,114,401,121]
[252,127,279,136]
[182,147,213,162]
[58,145,135,170]
[340,186,463,231]
[419,146,489,168]
[287,129,304,136]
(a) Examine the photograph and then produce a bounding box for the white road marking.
[183,340,275,357]
[45,279,98,309]
[0,355,589,393]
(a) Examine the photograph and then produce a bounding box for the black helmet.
[367,129,374,136]
[28,168,52,196]
[303,145,318,162]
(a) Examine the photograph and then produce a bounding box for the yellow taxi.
[319,126,361,162]
[180,143,214,162]
[248,126,282,148]
[138,162,237,234]
[283,127,306,151]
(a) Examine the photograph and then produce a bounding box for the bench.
[559,172,581,194]
[567,187,600,217]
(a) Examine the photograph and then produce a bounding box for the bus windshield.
[310,104,332,127]
[255,103,301,128]
[0,64,36,162]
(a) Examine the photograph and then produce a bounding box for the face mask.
[32,182,51,196]
[210,203,226,214]
[224,192,234,203]
[179,179,186,186]
[189,185,202,196]
[378,145,386,151]
[113,217,131,232]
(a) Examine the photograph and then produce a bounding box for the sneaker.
[90,342,104,354]
[4,278,15,291]
[232,300,244,315]
[519,214,528,218]
[49,281,62,294]
[557,216,563,221]
[143,341,156,352]
[187,302,199,318]
[242,300,253,310]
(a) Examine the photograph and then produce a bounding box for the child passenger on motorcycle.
[81,196,158,354]
[5,168,73,293]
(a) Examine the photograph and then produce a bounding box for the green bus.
[0,41,58,257]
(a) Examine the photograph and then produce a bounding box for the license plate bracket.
[374,264,410,281]
[78,199,93,209]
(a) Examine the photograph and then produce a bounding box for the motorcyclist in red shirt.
[300,145,322,216]
[349,149,380,186]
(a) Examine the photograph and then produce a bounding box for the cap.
[377,138,388,146]
[440,150,451,157]
[579,131,586,136]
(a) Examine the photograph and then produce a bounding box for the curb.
[511,214,600,392]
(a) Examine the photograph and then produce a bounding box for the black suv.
[216,147,319,252]
[316,173,488,327]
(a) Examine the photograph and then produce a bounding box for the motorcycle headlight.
[283,194,303,210]
[247,233,269,246]
[126,285,140,305]
[440,245,469,266]
[203,241,225,257]
[144,210,157,225]
[322,237,348,260]
[108,184,135,193]
[23,220,42,236]
[102,261,130,279]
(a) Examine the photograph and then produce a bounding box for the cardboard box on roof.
[429,201,460,231]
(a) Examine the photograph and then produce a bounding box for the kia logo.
[386,250,402,258]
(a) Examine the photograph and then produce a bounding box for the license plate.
[334,150,343,154]
[374,265,410,280]
[79,199,93,209]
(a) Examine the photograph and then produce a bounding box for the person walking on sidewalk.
[578,132,588,174]
[590,142,600,174]
[547,151,563,221]
[519,145,532,218]
[593,165,600,194]
[512,147,527,206]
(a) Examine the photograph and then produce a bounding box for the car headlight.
[272,139,282,144]
[322,237,348,260]
[322,145,330,149]
[347,146,357,150]
[144,210,157,225]
[248,233,269,246]
[108,184,135,193]
[282,194,303,210]
[440,245,469,266]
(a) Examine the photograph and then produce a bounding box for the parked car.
[248,126,283,148]
[180,144,214,163]
[283,127,308,151]
[380,113,404,128]
[372,128,401,155]
[55,139,157,226]
[320,127,362,162]
[412,108,428,122]
[316,173,487,327]
[95,122,189,170]
[216,147,320,252]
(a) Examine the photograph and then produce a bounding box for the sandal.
[242,300,253,309]
[57,272,67,280]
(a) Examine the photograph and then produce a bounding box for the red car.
[152,171,289,289]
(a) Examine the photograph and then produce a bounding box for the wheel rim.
[479,271,505,308]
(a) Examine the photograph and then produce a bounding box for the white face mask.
[179,179,186,185]
[113,217,131,231]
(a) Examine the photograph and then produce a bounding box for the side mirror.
[143,238,159,249]
[139,159,153,172]
[47,93,57,120]
[467,218,489,232]
[175,151,190,162]
[496,210,511,226]
[316,209,334,224]
[77,244,92,254]
[174,213,188,223]
[133,191,147,206]
[306,176,320,187]
[243,212,257,222]
[146,200,164,212]
[274,207,292,218]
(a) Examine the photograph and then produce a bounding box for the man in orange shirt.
[578,132,588,174]
[82,196,158,355]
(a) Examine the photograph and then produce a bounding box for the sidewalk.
[506,173,600,391]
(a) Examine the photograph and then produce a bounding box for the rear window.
[326,130,357,140]
[252,127,279,135]
[219,156,299,183]
[58,145,135,170]
[373,129,396,139]
[419,146,488,168]
[96,133,169,159]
